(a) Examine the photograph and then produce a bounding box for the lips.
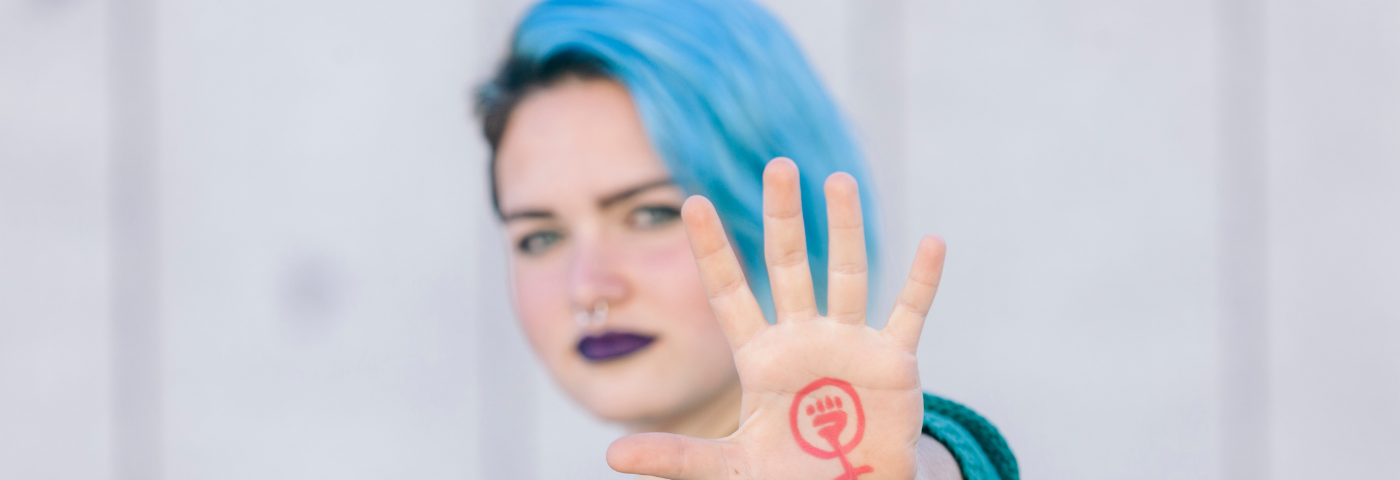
[577,332,656,362]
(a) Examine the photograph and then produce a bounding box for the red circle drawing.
[788,377,865,459]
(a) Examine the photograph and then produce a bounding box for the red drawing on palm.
[790,377,873,480]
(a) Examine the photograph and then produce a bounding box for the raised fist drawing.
[809,395,848,446]
[792,378,873,480]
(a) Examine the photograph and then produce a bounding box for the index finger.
[681,195,767,350]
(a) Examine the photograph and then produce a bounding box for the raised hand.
[606,158,948,480]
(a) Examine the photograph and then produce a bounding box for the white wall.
[1,2,111,479]
[1266,1,1400,478]
[154,0,486,478]
[1,0,1396,479]
[903,0,1222,477]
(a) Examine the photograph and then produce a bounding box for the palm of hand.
[725,322,923,480]
[608,159,947,480]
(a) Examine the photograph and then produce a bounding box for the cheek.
[635,238,721,333]
[634,237,739,390]
[642,238,706,294]
[510,261,572,352]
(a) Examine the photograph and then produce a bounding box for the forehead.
[495,78,671,212]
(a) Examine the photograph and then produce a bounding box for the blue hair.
[479,0,880,319]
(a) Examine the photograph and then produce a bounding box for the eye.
[628,205,681,230]
[516,230,564,256]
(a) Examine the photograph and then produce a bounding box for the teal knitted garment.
[921,392,1018,480]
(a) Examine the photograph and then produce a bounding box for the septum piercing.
[575,299,609,328]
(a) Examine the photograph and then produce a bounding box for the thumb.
[606,432,732,480]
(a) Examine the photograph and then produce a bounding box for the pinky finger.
[882,235,947,354]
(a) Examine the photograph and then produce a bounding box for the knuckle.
[708,275,747,299]
[829,310,865,323]
[764,207,803,221]
[906,272,940,290]
[766,249,809,269]
[693,241,729,262]
[828,262,868,276]
[828,222,864,232]
[895,295,931,318]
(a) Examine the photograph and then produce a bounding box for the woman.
[476,1,1017,478]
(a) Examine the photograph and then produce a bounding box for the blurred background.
[2,0,1397,479]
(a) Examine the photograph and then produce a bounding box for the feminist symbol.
[789,378,873,480]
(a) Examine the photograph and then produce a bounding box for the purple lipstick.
[577,332,656,362]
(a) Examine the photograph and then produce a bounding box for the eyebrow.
[500,177,676,223]
[501,209,554,222]
[598,177,675,208]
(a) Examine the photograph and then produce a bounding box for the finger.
[824,172,868,324]
[763,158,819,322]
[682,195,767,349]
[607,432,730,480]
[882,235,947,353]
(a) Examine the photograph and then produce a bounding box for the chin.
[563,353,713,428]
[566,354,691,423]
[580,390,677,425]
[537,310,740,428]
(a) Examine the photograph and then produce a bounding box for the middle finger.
[824,172,868,324]
[763,158,819,323]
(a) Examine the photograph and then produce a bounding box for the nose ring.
[575,299,608,328]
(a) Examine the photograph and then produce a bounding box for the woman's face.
[494,78,739,425]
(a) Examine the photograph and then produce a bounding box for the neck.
[625,379,743,439]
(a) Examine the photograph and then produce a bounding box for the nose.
[568,237,629,315]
